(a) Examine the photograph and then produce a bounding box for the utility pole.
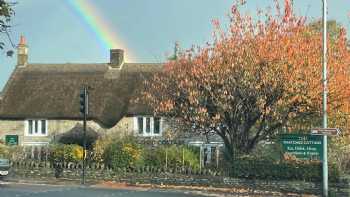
[79,87,88,185]
[322,0,328,196]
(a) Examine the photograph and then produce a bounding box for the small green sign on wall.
[5,135,18,146]
[280,134,323,161]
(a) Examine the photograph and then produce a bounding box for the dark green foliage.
[57,124,99,150]
[142,145,200,170]
[48,144,84,178]
[104,143,130,169]
[103,137,142,169]
[0,1,13,19]
[230,158,340,182]
[142,147,163,167]
[0,0,15,54]
[48,144,83,163]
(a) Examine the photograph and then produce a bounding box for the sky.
[0,0,349,89]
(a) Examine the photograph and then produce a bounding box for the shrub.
[92,134,132,164]
[230,157,340,182]
[0,145,27,161]
[167,145,200,169]
[92,136,112,163]
[0,144,9,158]
[142,145,200,170]
[57,124,99,150]
[182,145,200,169]
[250,141,282,162]
[49,144,64,163]
[142,147,163,167]
[103,137,142,169]
[49,144,83,163]
[329,135,350,175]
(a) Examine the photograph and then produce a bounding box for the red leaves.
[141,0,350,138]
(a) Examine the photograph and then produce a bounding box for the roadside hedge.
[103,140,142,169]
[48,144,83,163]
[231,158,340,182]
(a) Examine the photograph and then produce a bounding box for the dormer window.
[25,119,48,136]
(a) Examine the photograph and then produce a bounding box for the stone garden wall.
[8,160,350,196]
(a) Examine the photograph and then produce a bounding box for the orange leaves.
[159,100,174,112]
[141,0,350,143]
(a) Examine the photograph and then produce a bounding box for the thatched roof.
[0,62,163,128]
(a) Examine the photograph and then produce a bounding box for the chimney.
[17,35,28,66]
[110,49,124,68]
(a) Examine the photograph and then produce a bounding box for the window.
[146,117,151,133]
[41,120,46,134]
[25,119,48,136]
[137,117,143,134]
[28,120,33,135]
[154,117,160,134]
[134,117,162,136]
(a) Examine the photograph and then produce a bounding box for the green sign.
[280,134,323,161]
[5,135,18,146]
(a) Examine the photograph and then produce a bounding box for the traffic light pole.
[81,87,88,185]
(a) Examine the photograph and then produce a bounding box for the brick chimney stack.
[110,49,124,69]
[17,35,28,66]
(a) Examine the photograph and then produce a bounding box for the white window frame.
[25,119,48,137]
[134,116,163,137]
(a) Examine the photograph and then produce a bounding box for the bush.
[142,145,200,170]
[329,135,350,175]
[250,141,282,162]
[49,144,83,163]
[230,157,340,182]
[0,145,27,161]
[92,134,133,164]
[167,145,200,169]
[103,137,142,169]
[92,136,112,163]
[0,144,9,158]
[142,147,163,167]
[57,124,99,150]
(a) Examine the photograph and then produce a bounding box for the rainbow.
[66,0,134,61]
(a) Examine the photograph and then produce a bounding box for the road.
[0,182,208,197]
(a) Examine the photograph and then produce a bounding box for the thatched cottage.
[0,36,167,147]
[0,36,223,165]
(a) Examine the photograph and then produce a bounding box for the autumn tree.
[142,0,350,160]
[0,0,15,56]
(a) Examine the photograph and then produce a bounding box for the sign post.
[311,127,340,197]
[322,0,328,196]
[5,135,18,146]
[311,128,340,136]
[280,134,323,160]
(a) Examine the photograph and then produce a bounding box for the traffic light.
[79,89,86,115]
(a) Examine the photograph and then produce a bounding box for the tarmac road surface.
[0,181,208,197]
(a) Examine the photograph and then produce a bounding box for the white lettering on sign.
[282,140,322,145]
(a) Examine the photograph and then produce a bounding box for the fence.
[10,160,350,196]
[10,160,222,181]
[5,144,227,171]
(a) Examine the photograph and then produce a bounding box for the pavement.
[0,179,319,197]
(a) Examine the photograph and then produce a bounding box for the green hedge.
[49,144,83,163]
[103,140,142,169]
[231,158,340,182]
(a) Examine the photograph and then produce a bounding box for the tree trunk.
[222,138,235,176]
